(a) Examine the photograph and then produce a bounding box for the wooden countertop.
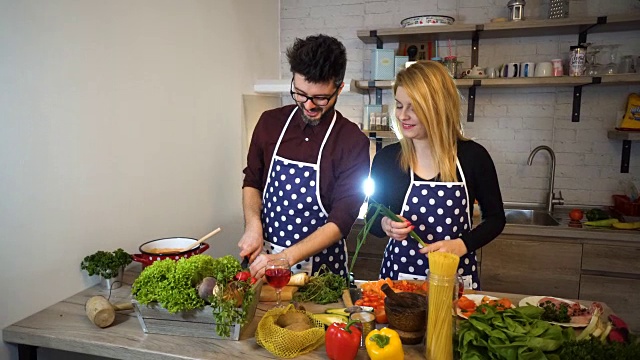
[3,271,611,360]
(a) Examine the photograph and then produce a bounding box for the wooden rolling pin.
[85,295,133,328]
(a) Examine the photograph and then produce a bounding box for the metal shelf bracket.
[467,81,481,122]
[621,140,631,173]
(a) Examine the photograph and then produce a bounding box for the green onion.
[349,200,426,273]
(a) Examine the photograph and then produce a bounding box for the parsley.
[540,300,571,323]
[80,248,132,279]
[293,265,346,304]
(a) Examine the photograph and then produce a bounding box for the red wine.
[265,268,291,289]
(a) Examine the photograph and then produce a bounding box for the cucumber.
[586,208,610,222]
[326,306,374,317]
[612,221,640,230]
[325,308,350,316]
[312,313,348,326]
[584,218,619,227]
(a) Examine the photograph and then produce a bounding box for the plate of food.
[519,296,595,327]
[401,15,455,27]
[456,294,514,319]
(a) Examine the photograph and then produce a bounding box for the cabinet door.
[346,224,389,281]
[582,244,640,275]
[480,235,582,299]
[580,274,640,333]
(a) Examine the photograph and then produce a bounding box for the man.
[239,34,370,279]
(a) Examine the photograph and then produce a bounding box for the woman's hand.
[381,215,413,241]
[419,238,468,257]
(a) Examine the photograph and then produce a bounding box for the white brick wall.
[280,0,640,207]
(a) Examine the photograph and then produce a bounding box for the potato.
[285,322,312,332]
[276,312,311,328]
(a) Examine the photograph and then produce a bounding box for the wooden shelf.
[598,73,640,85]
[351,76,639,91]
[357,14,640,43]
[362,130,397,139]
[351,79,474,92]
[357,24,477,43]
[608,130,640,141]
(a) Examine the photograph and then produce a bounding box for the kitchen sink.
[504,209,560,226]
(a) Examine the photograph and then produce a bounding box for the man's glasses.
[290,79,340,106]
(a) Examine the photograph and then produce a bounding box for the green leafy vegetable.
[80,248,132,278]
[457,304,575,360]
[132,254,254,338]
[293,264,346,304]
[558,337,640,360]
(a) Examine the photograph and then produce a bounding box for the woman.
[368,61,505,290]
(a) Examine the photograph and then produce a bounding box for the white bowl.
[401,15,455,27]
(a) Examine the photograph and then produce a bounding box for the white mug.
[520,62,536,77]
[535,62,553,77]
[503,63,519,78]
[486,67,497,78]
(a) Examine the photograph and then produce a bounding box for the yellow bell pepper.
[365,327,404,360]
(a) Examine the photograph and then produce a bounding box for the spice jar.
[443,56,459,78]
[569,45,587,76]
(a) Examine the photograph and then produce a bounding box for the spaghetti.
[425,252,460,360]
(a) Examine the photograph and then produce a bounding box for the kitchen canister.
[395,55,409,76]
[371,49,396,80]
[569,45,587,76]
[443,56,459,78]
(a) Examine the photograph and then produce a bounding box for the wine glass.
[265,257,291,307]
[601,44,620,75]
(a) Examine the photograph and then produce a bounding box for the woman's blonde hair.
[393,60,468,182]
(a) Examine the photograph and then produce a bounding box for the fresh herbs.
[350,200,426,273]
[558,338,640,360]
[540,300,572,323]
[293,265,347,304]
[80,248,132,278]
[132,254,255,338]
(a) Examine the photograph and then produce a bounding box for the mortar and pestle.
[85,295,133,328]
[381,283,427,344]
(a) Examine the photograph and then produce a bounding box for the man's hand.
[238,226,264,264]
[380,215,413,241]
[419,238,468,257]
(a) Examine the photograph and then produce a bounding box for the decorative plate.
[401,15,455,27]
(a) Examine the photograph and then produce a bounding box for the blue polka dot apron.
[378,160,481,290]
[261,107,349,277]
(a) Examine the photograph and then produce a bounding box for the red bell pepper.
[325,320,362,360]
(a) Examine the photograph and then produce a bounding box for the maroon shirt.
[243,104,370,237]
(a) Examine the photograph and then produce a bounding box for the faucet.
[527,145,564,213]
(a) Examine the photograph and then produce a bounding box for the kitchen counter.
[2,269,613,360]
[500,205,639,245]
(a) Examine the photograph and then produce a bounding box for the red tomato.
[234,271,251,282]
[569,209,584,221]
[374,307,388,324]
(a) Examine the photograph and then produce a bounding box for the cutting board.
[260,285,298,302]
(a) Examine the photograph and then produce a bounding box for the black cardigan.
[367,140,506,253]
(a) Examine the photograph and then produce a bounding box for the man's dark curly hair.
[286,34,346,86]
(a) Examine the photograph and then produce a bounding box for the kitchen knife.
[240,256,250,270]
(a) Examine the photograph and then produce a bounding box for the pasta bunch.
[425,252,460,360]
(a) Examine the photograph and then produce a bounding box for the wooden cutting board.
[259,285,298,302]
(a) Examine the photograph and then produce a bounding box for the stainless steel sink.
[504,209,560,226]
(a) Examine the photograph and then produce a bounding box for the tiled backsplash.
[279,0,640,206]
